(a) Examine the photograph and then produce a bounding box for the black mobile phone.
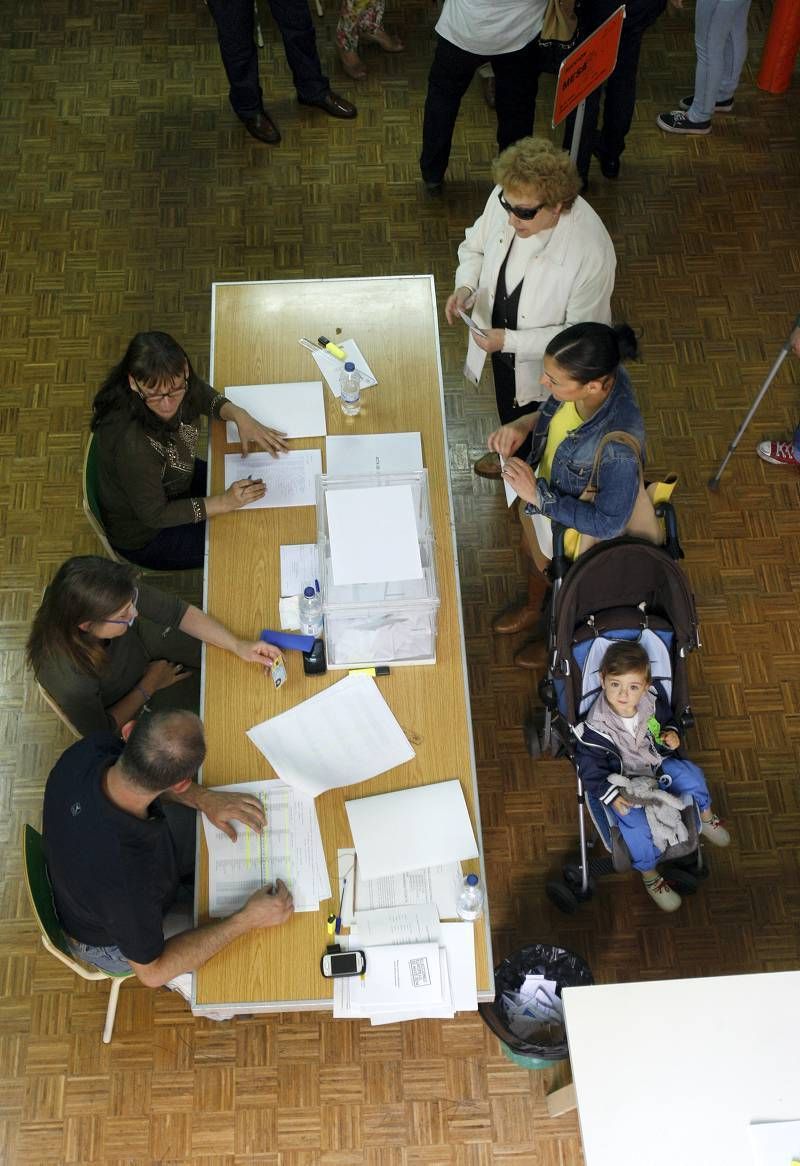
[320,949,366,978]
[302,638,327,675]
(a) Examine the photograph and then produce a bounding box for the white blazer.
[454,188,617,405]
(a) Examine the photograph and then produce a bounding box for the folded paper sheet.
[223,381,326,443]
[325,433,423,477]
[246,674,415,797]
[345,779,479,880]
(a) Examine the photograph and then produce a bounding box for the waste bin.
[479,942,593,1069]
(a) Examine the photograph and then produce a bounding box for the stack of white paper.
[201,780,331,916]
[334,925,477,1024]
[223,381,327,444]
[224,448,322,509]
[325,433,423,477]
[246,673,415,797]
[337,848,463,927]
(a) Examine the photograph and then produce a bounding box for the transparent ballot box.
[316,471,440,668]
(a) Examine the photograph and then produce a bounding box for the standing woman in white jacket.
[445,138,617,477]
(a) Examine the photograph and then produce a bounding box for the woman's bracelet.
[135,683,151,702]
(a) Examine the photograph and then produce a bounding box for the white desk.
[562,971,800,1166]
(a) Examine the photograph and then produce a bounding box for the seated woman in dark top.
[91,331,288,570]
[27,556,281,738]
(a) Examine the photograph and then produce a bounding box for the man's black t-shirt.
[42,733,179,964]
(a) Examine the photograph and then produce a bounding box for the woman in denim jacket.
[487,322,644,667]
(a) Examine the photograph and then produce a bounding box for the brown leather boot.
[492,570,548,634]
[514,640,547,670]
[493,604,541,634]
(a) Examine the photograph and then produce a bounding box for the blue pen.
[335,875,348,934]
[314,578,320,593]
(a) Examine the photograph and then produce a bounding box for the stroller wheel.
[546,880,580,914]
[563,864,595,900]
[660,865,699,895]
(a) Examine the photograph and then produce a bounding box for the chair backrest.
[22,823,73,960]
[82,435,122,562]
[36,682,80,739]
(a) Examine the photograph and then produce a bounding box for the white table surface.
[563,970,800,1166]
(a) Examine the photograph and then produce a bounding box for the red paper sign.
[552,6,626,128]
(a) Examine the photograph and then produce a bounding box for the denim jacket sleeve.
[536,441,640,540]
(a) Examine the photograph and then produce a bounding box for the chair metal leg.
[103,977,125,1044]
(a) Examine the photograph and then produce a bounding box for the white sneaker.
[643,874,682,912]
[700,813,731,847]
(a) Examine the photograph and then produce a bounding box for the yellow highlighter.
[318,335,347,360]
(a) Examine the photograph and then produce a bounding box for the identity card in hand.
[457,307,487,337]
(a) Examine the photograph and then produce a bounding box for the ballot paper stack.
[332,915,478,1025]
[202,779,331,916]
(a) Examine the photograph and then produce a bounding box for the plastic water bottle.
[339,361,362,416]
[456,873,484,921]
[299,585,323,637]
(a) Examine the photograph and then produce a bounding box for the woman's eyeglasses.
[133,372,189,403]
[498,191,546,221]
[102,588,139,627]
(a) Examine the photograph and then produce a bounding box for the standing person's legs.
[717,0,751,101]
[491,40,540,152]
[266,0,330,102]
[688,0,744,123]
[600,0,667,159]
[420,37,483,186]
[207,0,263,118]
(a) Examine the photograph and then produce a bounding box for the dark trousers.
[491,355,539,462]
[420,35,541,184]
[206,0,329,116]
[113,460,207,572]
[563,0,667,179]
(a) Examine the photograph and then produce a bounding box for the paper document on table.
[499,455,517,507]
[341,852,462,921]
[349,904,441,947]
[366,923,476,1024]
[223,381,326,443]
[201,780,331,915]
[748,1120,800,1166]
[326,484,422,585]
[355,943,443,1008]
[345,779,479,880]
[280,543,320,596]
[309,339,377,397]
[224,449,322,509]
[246,673,415,797]
[325,433,423,477]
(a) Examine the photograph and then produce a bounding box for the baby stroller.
[526,513,707,913]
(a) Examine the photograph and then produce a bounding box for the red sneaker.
[756,440,798,466]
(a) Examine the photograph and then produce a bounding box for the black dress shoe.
[241,110,281,144]
[298,91,357,119]
[592,146,620,179]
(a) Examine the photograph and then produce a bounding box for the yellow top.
[536,402,583,559]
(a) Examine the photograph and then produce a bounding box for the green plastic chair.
[22,824,133,1044]
[82,435,123,561]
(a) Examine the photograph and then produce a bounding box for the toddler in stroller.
[573,640,730,911]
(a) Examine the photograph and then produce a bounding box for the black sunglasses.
[498,191,546,221]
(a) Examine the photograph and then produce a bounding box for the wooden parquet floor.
[1,0,799,1162]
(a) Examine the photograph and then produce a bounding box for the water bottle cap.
[466,873,479,886]
[303,586,315,597]
[344,361,355,371]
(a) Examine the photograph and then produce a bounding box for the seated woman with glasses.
[91,331,289,570]
[444,138,617,479]
[27,556,282,737]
